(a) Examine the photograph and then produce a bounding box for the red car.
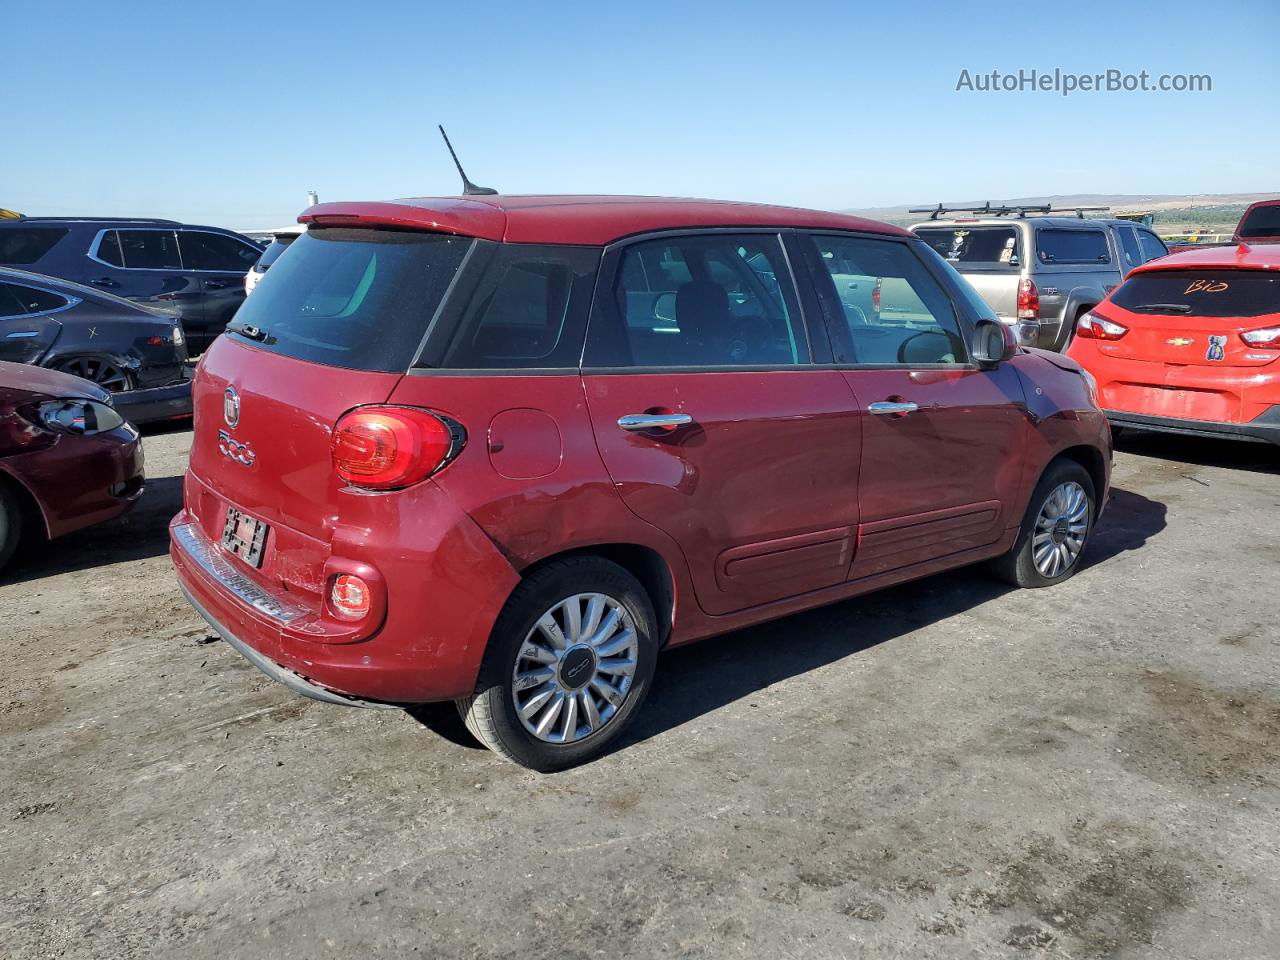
[170,195,1110,769]
[0,361,144,572]
[1066,243,1280,445]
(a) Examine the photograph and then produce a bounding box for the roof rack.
[909,203,1111,220]
[13,216,182,225]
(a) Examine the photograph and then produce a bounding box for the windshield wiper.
[1129,303,1193,314]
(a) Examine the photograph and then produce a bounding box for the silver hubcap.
[512,593,638,744]
[1032,481,1090,578]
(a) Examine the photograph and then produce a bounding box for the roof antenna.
[438,125,497,196]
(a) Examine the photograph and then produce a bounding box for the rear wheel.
[0,482,23,575]
[990,460,1096,588]
[456,556,658,771]
[50,356,134,392]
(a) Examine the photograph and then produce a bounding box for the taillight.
[329,574,372,620]
[1076,312,1129,341]
[1017,278,1039,320]
[331,405,463,490]
[871,277,882,315]
[1241,325,1280,348]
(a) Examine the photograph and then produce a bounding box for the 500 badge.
[218,429,256,467]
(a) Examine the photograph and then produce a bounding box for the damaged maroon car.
[0,360,144,573]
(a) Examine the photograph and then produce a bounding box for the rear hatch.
[1093,267,1280,420]
[912,223,1022,318]
[186,227,473,568]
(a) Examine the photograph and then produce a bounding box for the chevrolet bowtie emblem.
[1165,337,1194,346]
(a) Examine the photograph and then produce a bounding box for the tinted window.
[1109,270,1280,319]
[1036,229,1110,264]
[1116,226,1143,269]
[594,234,803,368]
[3,284,68,314]
[1237,205,1280,240]
[118,230,181,269]
[1137,230,1168,262]
[95,230,124,267]
[179,230,261,271]
[0,227,68,265]
[442,245,599,369]
[229,228,471,372]
[0,285,30,317]
[810,234,967,365]
[916,226,1022,270]
[257,236,296,270]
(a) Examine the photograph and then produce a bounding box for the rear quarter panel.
[386,373,698,641]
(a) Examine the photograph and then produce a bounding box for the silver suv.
[909,205,1169,351]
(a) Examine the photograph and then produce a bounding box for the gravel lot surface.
[3,426,1278,959]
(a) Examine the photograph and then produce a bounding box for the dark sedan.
[0,267,192,424]
[0,361,144,574]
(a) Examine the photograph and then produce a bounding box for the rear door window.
[1036,229,1111,264]
[117,230,181,269]
[1110,270,1280,318]
[441,245,599,369]
[178,231,262,271]
[1137,230,1168,262]
[589,233,804,368]
[1115,226,1143,269]
[914,226,1021,271]
[228,227,472,372]
[808,233,968,365]
[0,227,68,265]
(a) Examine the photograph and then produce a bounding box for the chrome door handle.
[618,413,693,431]
[868,401,919,416]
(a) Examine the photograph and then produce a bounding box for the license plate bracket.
[221,508,268,568]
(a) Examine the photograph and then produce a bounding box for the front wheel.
[990,460,1096,588]
[456,556,658,771]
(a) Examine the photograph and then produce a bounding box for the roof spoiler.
[909,203,1111,220]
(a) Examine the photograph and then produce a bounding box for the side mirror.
[973,319,1018,367]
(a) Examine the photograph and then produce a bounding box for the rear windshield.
[915,226,1021,271]
[229,228,472,372]
[0,227,68,265]
[1237,205,1280,240]
[257,236,296,269]
[1036,229,1110,265]
[1110,270,1280,319]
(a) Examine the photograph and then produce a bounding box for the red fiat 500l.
[170,196,1110,770]
[1066,244,1280,445]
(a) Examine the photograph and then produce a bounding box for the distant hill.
[842,192,1278,233]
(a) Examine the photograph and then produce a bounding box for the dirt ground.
[2,425,1278,959]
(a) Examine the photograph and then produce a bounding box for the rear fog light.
[330,574,372,620]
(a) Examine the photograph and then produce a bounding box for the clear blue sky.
[4,0,1277,229]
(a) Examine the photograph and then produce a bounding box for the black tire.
[0,482,23,576]
[456,556,658,771]
[990,459,1096,588]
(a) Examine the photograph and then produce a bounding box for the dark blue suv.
[0,218,263,354]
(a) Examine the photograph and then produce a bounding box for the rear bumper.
[114,374,193,425]
[1106,406,1280,445]
[169,490,519,704]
